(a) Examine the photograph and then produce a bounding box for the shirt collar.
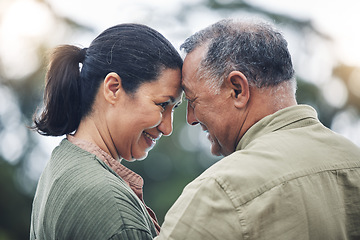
[236,105,318,151]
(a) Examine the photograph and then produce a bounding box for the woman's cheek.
[142,111,163,129]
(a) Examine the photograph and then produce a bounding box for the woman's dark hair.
[33,23,183,136]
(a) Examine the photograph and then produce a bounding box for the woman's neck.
[74,116,120,161]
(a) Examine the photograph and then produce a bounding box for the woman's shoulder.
[46,139,141,207]
[36,139,153,238]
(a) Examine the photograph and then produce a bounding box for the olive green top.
[30,139,157,239]
[156,105,360,240]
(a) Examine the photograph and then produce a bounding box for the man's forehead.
[183,45,207,71]
[181,46,207,94]
[181,69,197,97]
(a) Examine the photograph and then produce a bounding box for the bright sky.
[253,0,360,67]
[48,0,360,66]
[1,0,359,80]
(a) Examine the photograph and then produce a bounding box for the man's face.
[182,46,241,156]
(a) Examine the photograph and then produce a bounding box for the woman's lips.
[143,131,158,147]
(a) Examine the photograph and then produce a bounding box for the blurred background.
[0,0,359,239]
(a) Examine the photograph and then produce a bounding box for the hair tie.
[79,48,88,63]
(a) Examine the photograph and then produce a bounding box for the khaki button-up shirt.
[156,105,360,240]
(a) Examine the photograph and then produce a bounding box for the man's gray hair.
[180,18,296,94]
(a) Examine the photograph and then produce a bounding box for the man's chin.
[210,145,223,157]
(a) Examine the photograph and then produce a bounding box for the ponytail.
[33,45,85,136]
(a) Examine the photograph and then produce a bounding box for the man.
[155,19,360,239]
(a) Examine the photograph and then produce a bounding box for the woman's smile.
[143,131,159,148]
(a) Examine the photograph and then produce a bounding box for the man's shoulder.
[188,150,275,206]
[196,126,360,206]
[199,143,281,183]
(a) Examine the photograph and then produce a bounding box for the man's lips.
[200,124,208,133]
[200,125,213,142]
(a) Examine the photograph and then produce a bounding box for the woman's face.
[108,68,182,161]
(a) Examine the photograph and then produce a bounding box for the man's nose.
[186,102,199,126]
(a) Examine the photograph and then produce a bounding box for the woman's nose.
[158,109,173,136]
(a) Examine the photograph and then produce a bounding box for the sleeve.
[155,177,244,240]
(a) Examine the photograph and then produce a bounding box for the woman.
[30,23,183,239]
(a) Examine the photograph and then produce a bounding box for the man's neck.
[240,82,297,139]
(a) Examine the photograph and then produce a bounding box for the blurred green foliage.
[0,159,32,240]
[0,0,359,239]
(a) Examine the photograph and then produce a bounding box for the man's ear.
[226,71,250,109]
[103,72,122,104]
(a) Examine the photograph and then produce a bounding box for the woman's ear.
[103,72,122,104]
[226,71,250,109]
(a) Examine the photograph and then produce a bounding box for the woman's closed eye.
[158,101,169,112]
[175,100,182,108]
